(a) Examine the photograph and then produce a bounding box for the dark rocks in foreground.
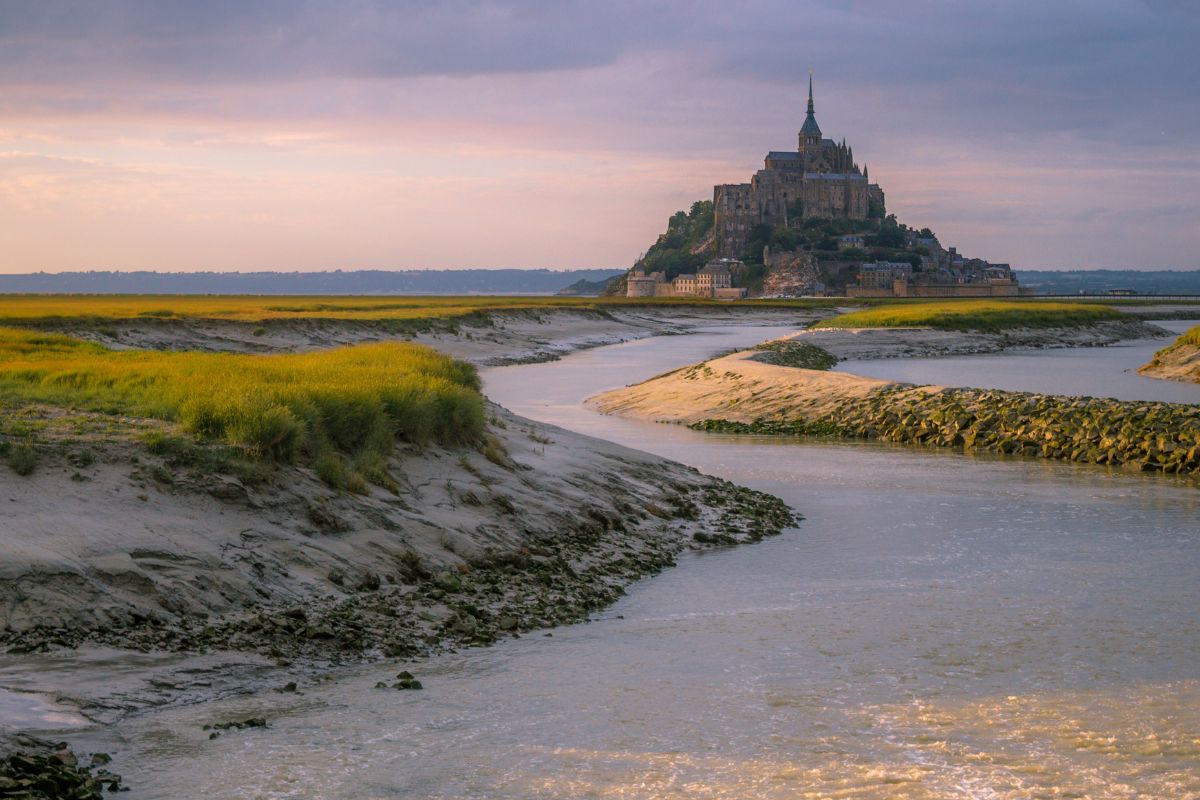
[0,735,123,798]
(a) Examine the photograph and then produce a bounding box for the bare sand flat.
[589,348,909,425]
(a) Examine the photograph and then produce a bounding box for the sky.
[0,0,1197,272]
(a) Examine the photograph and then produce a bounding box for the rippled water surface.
[116,326,1200,798]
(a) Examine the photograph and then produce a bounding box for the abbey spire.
[799,73,822,147]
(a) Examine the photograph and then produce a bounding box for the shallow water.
[839,319,1200,403]
[98,326,1200,797]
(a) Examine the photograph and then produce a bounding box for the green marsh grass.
[0,328,484,478]
[821,301,1128,332]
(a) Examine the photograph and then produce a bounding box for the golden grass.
[821,301,1129,332]
[1174,324,1200,348]
[0,327,484,466]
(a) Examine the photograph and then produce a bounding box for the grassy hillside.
[0,328,484,485]
[821,301,1129,332]
[627,201,716,283]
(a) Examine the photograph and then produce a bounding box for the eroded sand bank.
[1140,343,1200,383]
[0,306,809,736]
[590,348,912,424]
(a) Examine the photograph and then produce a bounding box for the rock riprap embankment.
[698,387,1200,475]
[591,347,1200,480]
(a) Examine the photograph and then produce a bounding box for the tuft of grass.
[0,328,485,475]
[4,441,38,475]
[314,451,361,492]
[354,450,400,493]
[482,436,512,469]
[1178,324,1200,348]
[821,301,1129,333]
[1151,323,1200,359]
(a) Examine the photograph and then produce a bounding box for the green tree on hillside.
[634,200,715,279]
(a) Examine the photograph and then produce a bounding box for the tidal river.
[116,325,1199,798]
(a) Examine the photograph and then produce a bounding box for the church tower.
[798,73,822,149]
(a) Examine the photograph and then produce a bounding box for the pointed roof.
[800,73,822,137]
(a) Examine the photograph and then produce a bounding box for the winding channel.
[96,324,1200,798]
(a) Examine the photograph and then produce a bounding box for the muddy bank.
[592,349,1200,478]
[0,305,813,780]
[33,305,836,366]
[793,317,1165,361]
[0,306,809,657]
[0,403,795,663]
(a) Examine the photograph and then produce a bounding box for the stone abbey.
[714,76,885,259]
[624,76,1024,298]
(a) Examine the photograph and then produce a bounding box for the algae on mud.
[750,339,838,370]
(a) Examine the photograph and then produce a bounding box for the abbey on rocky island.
[714,76,885,259]
[622,76,1024,299]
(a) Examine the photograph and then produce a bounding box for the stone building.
[847,261,1030,298]
[714,77,886,258]
[625,259,747,299]
[626,270,664,297]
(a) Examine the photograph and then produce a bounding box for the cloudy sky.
[1,0,1196,272]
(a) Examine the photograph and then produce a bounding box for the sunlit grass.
[820,301,1129,332]
[0,328,484,477]
[1172,323,1200,348]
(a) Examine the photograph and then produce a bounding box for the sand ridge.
[590,348,912,424]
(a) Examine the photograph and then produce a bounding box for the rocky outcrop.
[761,248,821,297]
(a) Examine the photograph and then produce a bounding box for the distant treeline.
[1017,269,1200,295]
[0,269,626,295]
